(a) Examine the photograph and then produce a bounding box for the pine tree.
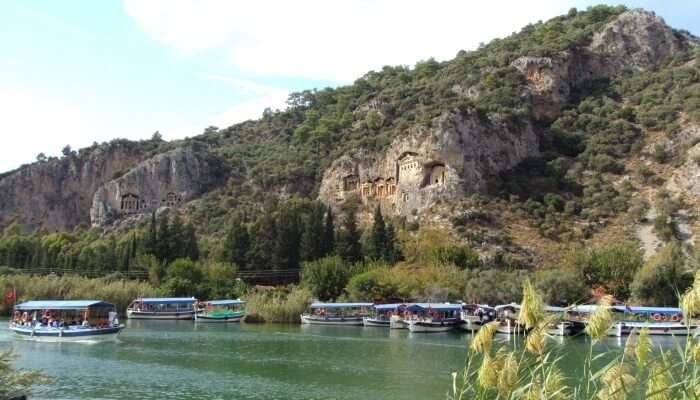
[336,208,362,263]
[321,207,335,257]
[368,206,386,261]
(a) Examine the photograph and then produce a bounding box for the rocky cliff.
[90,146,223,226]
[0,141,148,232]
[319,110,538,221]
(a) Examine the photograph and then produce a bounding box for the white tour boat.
[126,297,197,320]
[300,302,373,325]
[9,300,124,341]
[407,303,461,333]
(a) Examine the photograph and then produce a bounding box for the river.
[0,319,682,400]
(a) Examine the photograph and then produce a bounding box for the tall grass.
[245,286,313,323]
[450,276,700,399]
[0,274,164,316]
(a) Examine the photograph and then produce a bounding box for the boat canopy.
[309,302,373,309]
[137,297,197,305]
[374,303,406,311]
[495,303,521,311]
[615,306,682,314]
[406,303,462,312]
[14,300,115,311]
[205,299,246,306]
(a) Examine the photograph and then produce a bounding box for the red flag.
[3,287,16,305]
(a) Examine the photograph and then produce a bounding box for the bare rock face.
[587,9,690,75]
[319,110,538,220]
[90,146,221,226]
[512,10,694,119]
[0,141,147,232]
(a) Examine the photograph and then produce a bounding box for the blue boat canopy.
[14,300,115,311]
[406,303,462,312]
[374,303,407,311]
[137,297,197,305]
[205,299,246,306]
[309,302,373,309]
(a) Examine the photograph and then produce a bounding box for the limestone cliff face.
[319,110,538,220]
[90,146,222,226]
[511,9,695,119]
[0,141,147,232]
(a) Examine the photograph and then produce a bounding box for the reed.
[449,275,700,400]
[244,286,313,323]
[0,274,163,316]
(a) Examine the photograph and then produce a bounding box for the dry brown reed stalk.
[519,279,544,330]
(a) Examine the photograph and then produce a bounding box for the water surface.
[0,319,683,400]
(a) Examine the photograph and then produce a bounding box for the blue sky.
[0,1,698,173]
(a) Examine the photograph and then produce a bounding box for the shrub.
[301,256,348,301]
[463,269,530,305]
[431,245,481,269]
[566,242,643,300]
[631,243,692,306]
[244,286,313,323]
[534,268,589,306]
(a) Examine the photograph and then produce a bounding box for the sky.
[0,1,699,173]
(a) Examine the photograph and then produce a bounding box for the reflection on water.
[0,318,687,400]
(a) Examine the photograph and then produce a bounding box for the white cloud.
[124,0,579,83]
[0,91,94,172]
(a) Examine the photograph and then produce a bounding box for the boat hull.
[127,309,194,320]
[195,312,244,323]
[10,325,124,342]
[496,320,523,335]
[390,316,408,329]
[460,319,483,333]
[300,315,365,325]
[408,320,458,333]
[363,317,390,327]
[605,322,700,337]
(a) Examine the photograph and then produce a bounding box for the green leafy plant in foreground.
[0,350,49,399]
[449,276,700,399]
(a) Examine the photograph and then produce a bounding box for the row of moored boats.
[9,297,245,341]
[300,302,700,336]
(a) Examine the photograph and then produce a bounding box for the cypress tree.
[146,212,157,256]
[275,206,301,270]
[247,212,276,271]
[183,222,199,261]
[321,207,335,257]
[169,214,185,259]
[156,213,170,262]
[383,223,401,263]
[336,208,362,263]
[300,203,324,262]
[224,216,250,269]
[368,206,386,261]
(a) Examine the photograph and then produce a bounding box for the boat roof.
[569,305,682,314]
[310,302,373,309]
[137,297,197,305]
[15,300,115,310]
[406,303,462,312]
[205,299,246,306]
[374,303,407,311]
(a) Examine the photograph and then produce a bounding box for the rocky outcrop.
[512,9,695,119]
[319,110,539,220]
[90,146,223,226]
[0,141,147,232]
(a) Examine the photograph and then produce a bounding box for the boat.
[407,303,461,333]
[9,300,124,341]
[126,297,197,320]
[364,304,406,327]
[569,305,700,337]
[390,314,409,329]
[300,302,373,325]
[494,304,525,335]
[459,304,496,333]
[195,299,246,322]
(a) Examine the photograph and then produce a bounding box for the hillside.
[1,6,700,297]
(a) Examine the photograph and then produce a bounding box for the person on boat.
[82,319,89,328]
[59,319,66,328]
